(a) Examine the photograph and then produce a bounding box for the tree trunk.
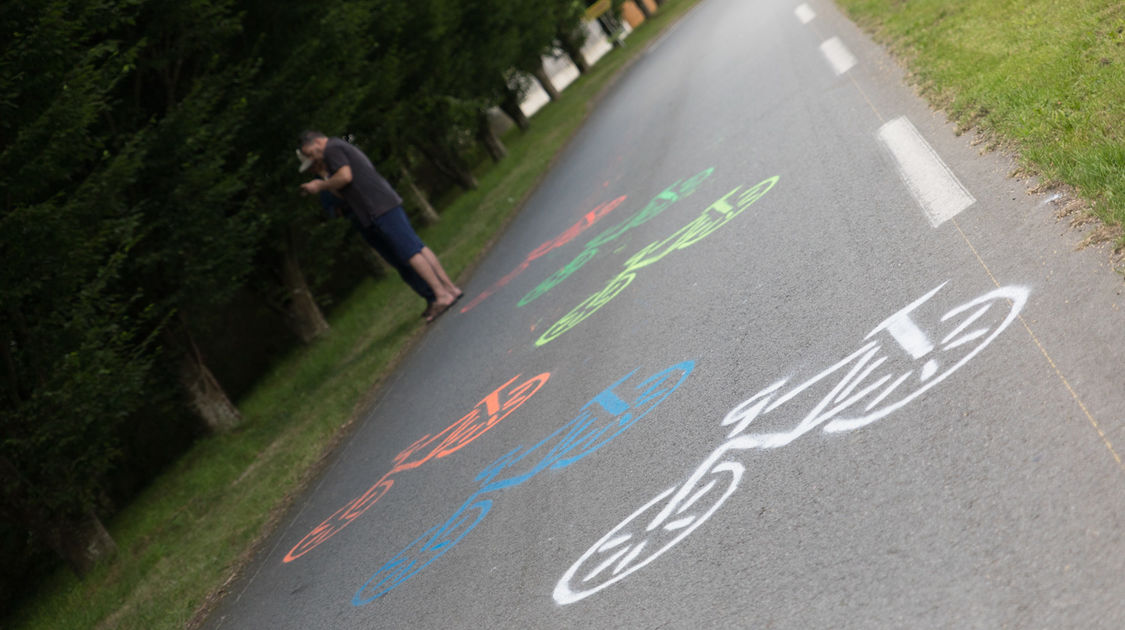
[164,317,242,433]
[634,0,653,19]
[413,140,479,191]
[179,339,243,432]
[595,14,625,47]
[532,62,561,101]
[280,230,330,343]
[500,86,531,132]
[46,508,118,577]
[0,456,117,577]
[558,33,590,74]
[181,361,241,433]
[400,165,441,225]
[476,109,508,163]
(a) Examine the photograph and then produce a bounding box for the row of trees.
[0,0,629,605]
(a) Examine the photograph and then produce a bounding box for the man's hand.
[300,179,324,195]
[299,165,352,196]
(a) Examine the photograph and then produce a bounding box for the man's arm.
[300,165,352,195]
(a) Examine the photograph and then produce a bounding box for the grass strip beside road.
[6,2,703,629]
[836,0,1125,246]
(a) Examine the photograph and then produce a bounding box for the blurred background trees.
[0,0,605,613]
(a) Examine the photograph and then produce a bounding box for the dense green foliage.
[0,2,702,626]
[0,0,596,610]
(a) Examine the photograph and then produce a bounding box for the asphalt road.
[207,0,1125,628]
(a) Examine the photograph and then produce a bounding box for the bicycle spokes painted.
[555,282,1029,604]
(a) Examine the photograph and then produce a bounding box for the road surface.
[207,0,1125,627]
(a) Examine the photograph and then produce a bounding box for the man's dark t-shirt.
[322,138,403,225]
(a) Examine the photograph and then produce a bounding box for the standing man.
[303,154,437,313]
[297,131,462,321]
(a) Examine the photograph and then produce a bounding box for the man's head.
[298,130,328,161]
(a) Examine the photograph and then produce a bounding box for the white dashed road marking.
[877,116,976,227]
[795,3,816,24]
[819,36,857,75]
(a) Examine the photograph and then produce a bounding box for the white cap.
[296,148,314,173]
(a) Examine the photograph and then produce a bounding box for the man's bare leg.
[408,253,456,315]
[419,246,461,298]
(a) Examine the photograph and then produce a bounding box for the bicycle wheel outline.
[823,285,1027,434]
[352,499,492,606]
[554,460,743,605]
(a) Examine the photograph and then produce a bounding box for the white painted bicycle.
[555,282,1029,604]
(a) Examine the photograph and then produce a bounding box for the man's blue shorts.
[371,206,425,263]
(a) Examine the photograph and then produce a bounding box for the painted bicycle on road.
[283,372,550,563]
[555,282,1030,604]
[352,360,696,606]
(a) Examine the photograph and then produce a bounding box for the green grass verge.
[6,2,703,629]
[835,0,1125,243]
